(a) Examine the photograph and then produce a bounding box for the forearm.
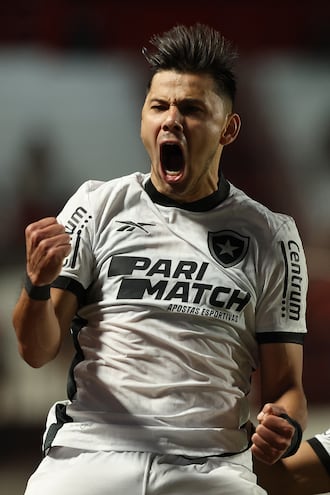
[12,288,62,368]
[253,342,308,464]
[259,342,307,430]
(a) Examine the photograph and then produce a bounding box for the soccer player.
[12,23,308,494]
[254,428,330,494]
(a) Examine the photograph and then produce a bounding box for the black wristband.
[24,272,51,300]
[280,413,303,458]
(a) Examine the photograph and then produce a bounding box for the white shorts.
[24,448,266,495]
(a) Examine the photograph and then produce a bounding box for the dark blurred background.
[0,1,329,493]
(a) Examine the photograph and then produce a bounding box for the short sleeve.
[55,181,97,291]
[307,429,330,475]
[256,217,308,344]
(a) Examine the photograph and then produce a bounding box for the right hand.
[25,217,71,286]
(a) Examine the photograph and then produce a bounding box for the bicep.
[51,287,78,342]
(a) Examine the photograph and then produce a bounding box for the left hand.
[251,403,295,464]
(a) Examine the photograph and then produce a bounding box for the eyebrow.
[149,97,205,106]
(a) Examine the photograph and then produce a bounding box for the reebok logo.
[115,221,156,234]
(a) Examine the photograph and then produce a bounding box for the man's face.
[141,70,239,202]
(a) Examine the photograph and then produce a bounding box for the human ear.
[220,113,241,145]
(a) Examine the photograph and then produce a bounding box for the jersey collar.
[144,173,230,212]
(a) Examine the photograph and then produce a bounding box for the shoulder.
[67,172,149,207]
[57,172,149,226]
[229,183,294,226]
[228,183,300,241]
[81,172,148,196]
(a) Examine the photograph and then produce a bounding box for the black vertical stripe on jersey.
[67,315,87,400]
[71,231,81,269]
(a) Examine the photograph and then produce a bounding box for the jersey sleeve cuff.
[256,331,305,345]
[52,276,86,308]
[307,436,330,475]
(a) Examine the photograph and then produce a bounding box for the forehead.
[148,70,218,100]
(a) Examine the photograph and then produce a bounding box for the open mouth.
[160,143,184,177]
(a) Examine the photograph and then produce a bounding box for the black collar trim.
[144,175,230,212]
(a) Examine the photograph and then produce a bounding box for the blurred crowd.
[0,0,329,425]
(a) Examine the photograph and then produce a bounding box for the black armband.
[280,413,303,458]
[24,272,51,301]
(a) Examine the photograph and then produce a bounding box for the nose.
[162,107,183,132]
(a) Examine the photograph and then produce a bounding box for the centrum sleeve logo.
[62,206,92,269]
[280,240,303,321]
[208,230,250,268]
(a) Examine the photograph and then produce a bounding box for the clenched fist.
[25,217,71,286]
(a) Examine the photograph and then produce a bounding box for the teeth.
[165,170,181,176]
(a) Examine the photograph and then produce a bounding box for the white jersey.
[44,172,308,457]
[308,429,330,475]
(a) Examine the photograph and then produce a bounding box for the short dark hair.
[142,23,238,104]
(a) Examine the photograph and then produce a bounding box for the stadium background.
[0,2,329,493]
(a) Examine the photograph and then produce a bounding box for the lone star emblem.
[217,239,240,257]
[208,230,249,267]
